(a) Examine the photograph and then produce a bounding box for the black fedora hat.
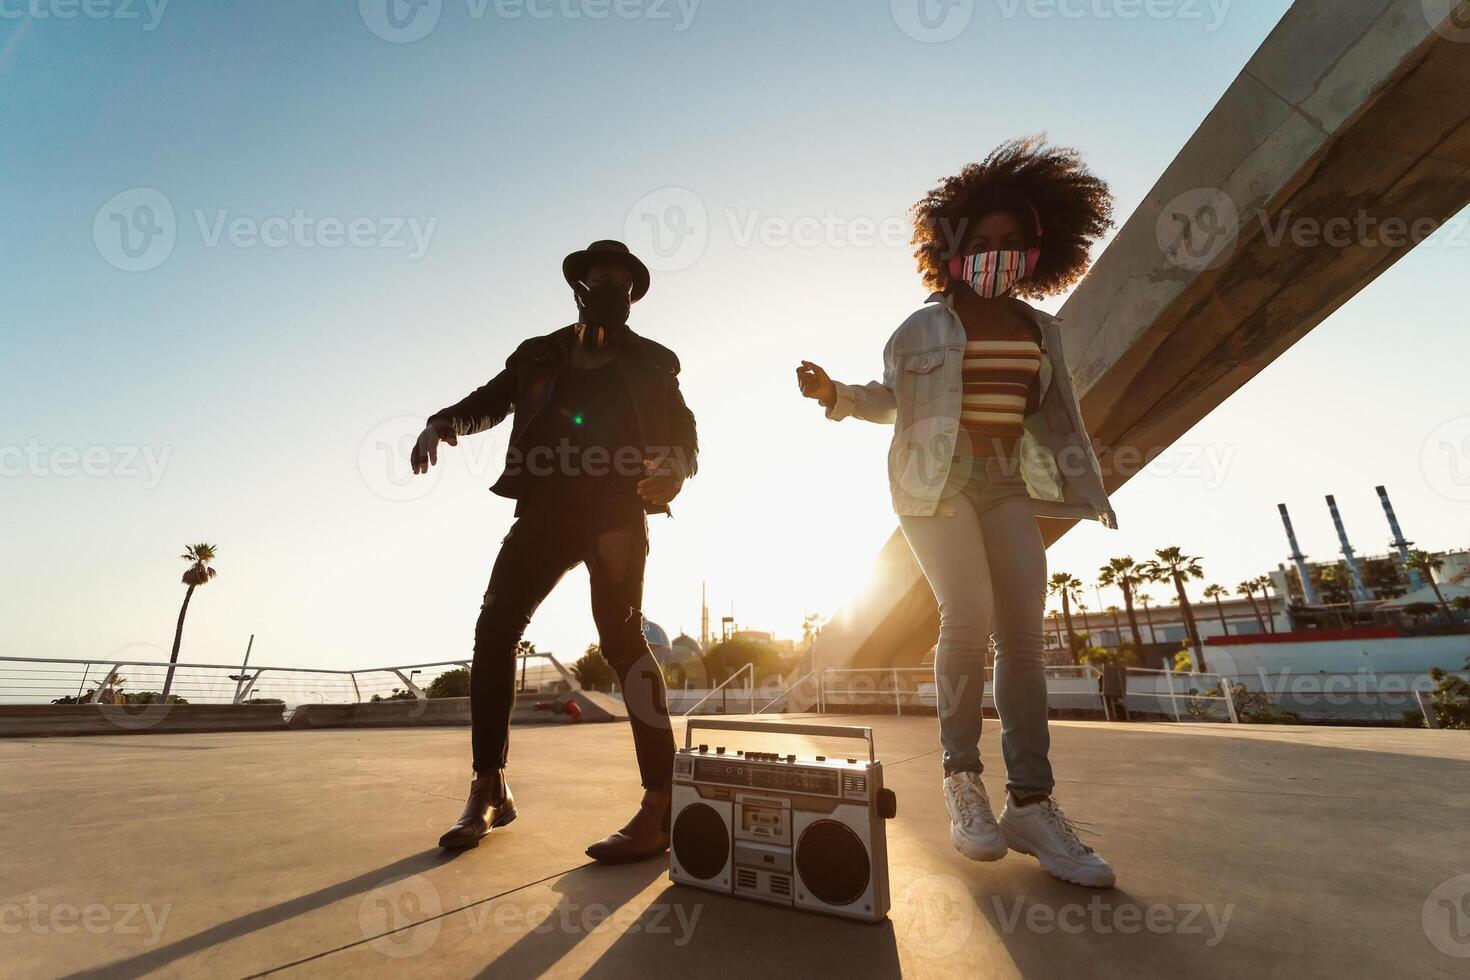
[562,240,651,302]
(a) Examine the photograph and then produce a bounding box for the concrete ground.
[4,716,1469,978]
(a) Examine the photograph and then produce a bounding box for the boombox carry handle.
[683,718,875,763]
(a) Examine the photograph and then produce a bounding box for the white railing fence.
[0,652,576,709]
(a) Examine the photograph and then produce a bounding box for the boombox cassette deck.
[669,719,897,923]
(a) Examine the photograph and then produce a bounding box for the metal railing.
[1121,666,1237,723]
[754,669,817,715]
[681,663,755,717]
[0,652,578,708]
[817,665,1109,716]
[13,653,1456,726]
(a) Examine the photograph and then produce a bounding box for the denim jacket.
[826,292,1117,527]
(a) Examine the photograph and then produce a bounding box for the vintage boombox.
[669,719,897,923]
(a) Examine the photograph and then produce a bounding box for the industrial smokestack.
[1278,503,1321,605]
[1375,485,1423,591]
[1325,495,1371,601]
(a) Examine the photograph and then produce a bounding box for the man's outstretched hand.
[796,360,837,408]
[637,454,686,506]
[410,420,457,475]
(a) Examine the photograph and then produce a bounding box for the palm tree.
[1203,584,1231,636]
[1105,606,1125,651]
[1098,557,1147,651]
[1141,547,1207,672]
[1453,596,1470,633]
[1047,572,1084,664]
[1319,564,1358,625]
[1236,580,1267,634]
[161,543,219,703]
[1406,550,1453,622]
[1254,576,1279,632]
[1137,592,1157,645]
[1402,602,1440,628]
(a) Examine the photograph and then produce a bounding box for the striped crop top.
[957,338,1043,456]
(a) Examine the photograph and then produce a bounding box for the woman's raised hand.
[796,360,837,408]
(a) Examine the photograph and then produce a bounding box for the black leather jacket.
[428,325,699,515]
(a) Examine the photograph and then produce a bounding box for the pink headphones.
[948,205,1044,281]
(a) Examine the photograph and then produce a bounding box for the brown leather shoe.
[438,770,516,850]
[585,786,672,864]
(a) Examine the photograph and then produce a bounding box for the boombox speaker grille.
[796,820,870,907]
[671,802,729,881]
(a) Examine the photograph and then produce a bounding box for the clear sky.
[3,0,1468,673]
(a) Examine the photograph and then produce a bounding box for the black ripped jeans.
[470,504,675,789]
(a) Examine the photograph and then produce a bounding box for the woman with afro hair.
[797,137,1119,888]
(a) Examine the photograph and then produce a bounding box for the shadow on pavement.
[64,848,467,979]
[584,882,900,978]
[473,859,668,977]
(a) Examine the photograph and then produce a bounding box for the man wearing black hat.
[409,241,698,863]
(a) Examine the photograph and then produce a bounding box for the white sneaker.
[943,771,1008,861]
[998,796,1116,888]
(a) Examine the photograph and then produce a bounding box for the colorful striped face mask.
[956,249,1029,299]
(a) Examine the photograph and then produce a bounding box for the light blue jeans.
[898,457,1054,798]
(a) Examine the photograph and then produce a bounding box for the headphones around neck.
[947,204,1044,282]
[574,322,609,349]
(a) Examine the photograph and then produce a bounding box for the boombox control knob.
[786,754,795,763]
[698,744,708,753]
[716,746,725,754]
[878,788,897,819]
[815,756,826,762]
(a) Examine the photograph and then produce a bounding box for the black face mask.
[573,282,631,349]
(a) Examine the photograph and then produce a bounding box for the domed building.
[641,619,674,665]
[638,621,708,686]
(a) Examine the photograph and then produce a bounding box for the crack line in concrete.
[241,862,597,978]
